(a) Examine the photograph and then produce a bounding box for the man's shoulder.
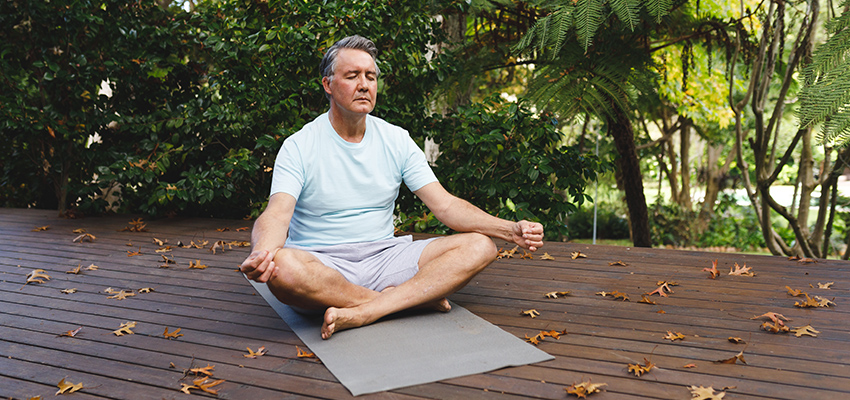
[367,114,410,139]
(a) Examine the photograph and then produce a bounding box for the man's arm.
[240,192,297,282]
[413,182,544,251]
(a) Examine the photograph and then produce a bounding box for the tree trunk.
[607,106,651,247]
[677,121,693,209]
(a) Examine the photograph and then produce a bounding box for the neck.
[328,105,367,143]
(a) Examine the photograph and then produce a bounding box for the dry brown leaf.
[32,225,50,232]
[190,364,215,376]
[683,363,697,368]
[663,331,685,341]
[751,312,789,326]
[209,240,226,254]
[60,288,77,294]
[656,280,679,286]
[103,287,120,294]
[58,327,82,337]
[85,264,98,271]
[120,218,148,232]
[521,309,541,318]
[638,295,657,305]
[761,319,790,333]
[72,233,96,243]
[786,286,805,297]
[244,346,268,358]
[236,226,250,231]
[797,257,817,264]
[817,282,834,289]
[608,260,628,266]
[163,327,183,340]
[107,290,135,300]
[570,251,587,259]
[520,250,534,259]
[65,264,82,275]
[152,237,167,246]
[296,346,316,358]
[524,334,540,345]
[688,385,725,400]
[497,246,518,259]
[714,350,746,365]
[216,227,231,232]
[727,337,746,344]
[611,290,629,301]
[138,287,154,293]
[702,259,719,279]
[56,378,83,395]
[816,296,836,307]
[791,325,819,338]
[565,380,606,398]
[113,321,136,336]
[627,358,656,377]
[72,228,86,234]
[657,309,666,314]
[126,247,142,257]
[194,377,225,394]
[226,240,251,248]
[26,269,51,284]
[544,291,571,299]
[645,282,675,297]
[794,293,828,308]
[728,262,755,277]
[159,254,175,268]
[189,259,208,269]
[539,252,556,260]
[155,246,173,253]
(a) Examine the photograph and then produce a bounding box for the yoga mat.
[248,279,554,396]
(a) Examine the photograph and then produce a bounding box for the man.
[240,35,543,339]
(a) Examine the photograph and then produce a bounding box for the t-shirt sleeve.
[269,138,304,199]
[401,134,438,192]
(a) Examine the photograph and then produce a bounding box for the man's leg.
[266,248,380,310]
[321,232,497,339]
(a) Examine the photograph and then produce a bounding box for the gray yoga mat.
[248,279,554,396]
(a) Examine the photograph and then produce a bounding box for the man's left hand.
[511,220,544,251]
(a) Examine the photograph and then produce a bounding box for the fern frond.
[610,0,641,31]
[643,0,673,23]
[575,0,604,51]
[821,107,850,145]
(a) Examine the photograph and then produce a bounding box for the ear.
[322,76,332,96]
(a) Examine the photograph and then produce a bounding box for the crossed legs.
[265,233,497,339]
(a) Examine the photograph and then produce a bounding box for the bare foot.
[322,306,366,339]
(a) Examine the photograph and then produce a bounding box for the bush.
[566,206,631,240]
[649,194,766,250]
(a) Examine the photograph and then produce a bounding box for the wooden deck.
[1,207,848,400]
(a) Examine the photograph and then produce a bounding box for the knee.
[269,248,308,289]
[464,233,498,265]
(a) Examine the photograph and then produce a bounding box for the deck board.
[1,208,849,399]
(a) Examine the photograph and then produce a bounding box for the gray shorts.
[285,235,437,292]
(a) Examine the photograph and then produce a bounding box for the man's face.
[323,48,378,116]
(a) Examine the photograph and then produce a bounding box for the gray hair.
[319,35,381,99]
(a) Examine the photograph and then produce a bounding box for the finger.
[257,260,276,283]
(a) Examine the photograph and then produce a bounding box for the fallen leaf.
[107,290,136,300]
[595,291,610,297]
[751,312,789,326]
[638,295,656,305]
[610,290,629,301]
[72,233,96,243]
[797,257,817,264]
[761,319,790,333]
[113,321,136,336]
[627,358,656,377]
[26,269,51,284]
[541,329,566,340]
[608,260,628,266]
[521,309,540,318]
[216,227,230,232]
[179,383,195,394]
[152,237,167,246]
[159,254,176,268]
[786,286,805,296]
[226,240,251,248]
[727,337,746,344]
[657,309,666,314]
[60,288,77,294]
[127,247,142,257]
[32,225,50,232]
[120,218,148,232]
[539,252,555,260]
[663,331,685,341]
[497,246,518,259]
[570,251,587,259]
[688,385,725,400]
[794,293,830,308]
[194,377,225,394]
[544,291,571,299]
[656,280,679,286]
[728,262,754,277]
[138,287,154,293]
[56,378,83,395]
[791,325,820,337]
[163,327,183,340]
[524,334,540,345]
[296,346,316,358]
[85,264,98,271]
[565,380,606,398]
[816,296,836,307]
[817,282,834,289]
[703,259,719,279]
[155,246,173,253]
[209,240,226,254]
[244,346,267,358]
[189,259,208,269]
[58,327,82,337]
[236,226,250,231]
[103,287,120,294]
[65,264,82,274]
[645,282,675,297]
[714,350,746,364]
[520,250,534,259]
[683,363,697,368]
[190,364,215,376]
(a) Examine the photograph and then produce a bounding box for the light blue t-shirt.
[270,113,438,247]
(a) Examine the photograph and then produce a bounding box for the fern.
[643,0,673,23]
[575,0,605,50]
[610,0,640,31]
[798,1,850,145]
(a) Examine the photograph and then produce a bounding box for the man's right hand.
[240,248,279,283]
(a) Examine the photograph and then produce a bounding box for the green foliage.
[649,194,766,250]
[565,205,631,239]
[396,96,611,239]
[798,0,850,145]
